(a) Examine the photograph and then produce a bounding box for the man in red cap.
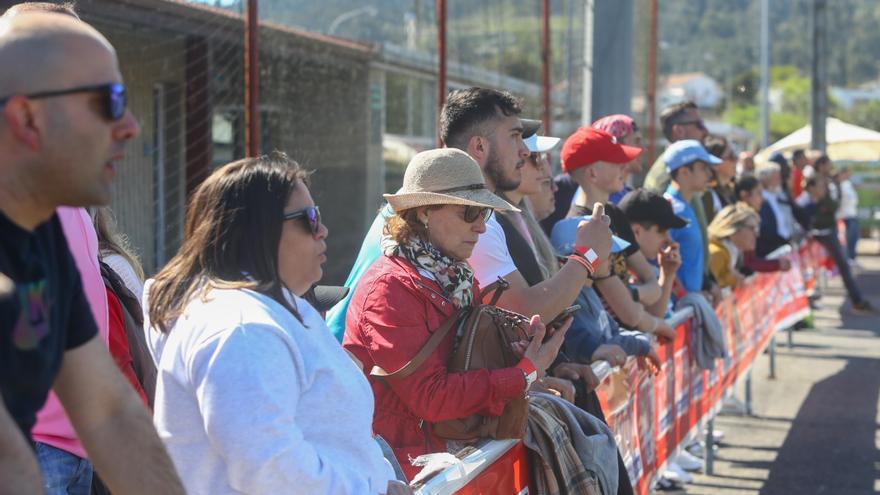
[556,128,674,339]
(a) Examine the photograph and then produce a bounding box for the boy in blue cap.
[551,224,664,370]
[662,140,722,295]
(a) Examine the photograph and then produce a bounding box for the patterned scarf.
[381,236,475,308]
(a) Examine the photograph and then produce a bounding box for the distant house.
[661,72,724,110]
[831,84,880,111]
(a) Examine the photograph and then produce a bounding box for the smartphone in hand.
[542,304,581,341]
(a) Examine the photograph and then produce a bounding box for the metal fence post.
[704,419,715,475]
[744,370,753,416]
[768,335,777,379]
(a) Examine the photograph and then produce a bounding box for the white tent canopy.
[756,117,880,162]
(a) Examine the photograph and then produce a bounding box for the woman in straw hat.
[343,148,570,481]
[707,203,761,288]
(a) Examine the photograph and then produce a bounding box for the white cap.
[524,133,561,153]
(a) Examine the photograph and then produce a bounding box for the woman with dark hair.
[733,176,791,274]
[144,152,402,494]
[343,148,571,481]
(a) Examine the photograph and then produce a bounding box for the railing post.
[768,335,777,379]
[704,418,715,475]
[787,325,794,349]
[744,370,753,416]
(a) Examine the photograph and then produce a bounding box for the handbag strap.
[370,276,509,380]
[370,312,462,380]
[484,276,510,306]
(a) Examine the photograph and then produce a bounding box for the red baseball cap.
[561,127,643,173]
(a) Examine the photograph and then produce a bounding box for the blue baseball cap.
[663,139,722,173]
[549,216,631,256]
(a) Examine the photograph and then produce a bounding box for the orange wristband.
[567,254,594,275]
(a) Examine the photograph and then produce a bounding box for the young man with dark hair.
[0,11,184,494]
[329,87,613,337]
[442,89,612,324]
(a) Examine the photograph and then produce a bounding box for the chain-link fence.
[22,0,613,284]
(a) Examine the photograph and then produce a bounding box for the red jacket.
[343,255,526,481]
[105,288,149,407]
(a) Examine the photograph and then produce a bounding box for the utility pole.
[244,0,260,157]
[436,0,446,146]
[810,0,828,152]
[581,0,594,124]
[646,0,658,165]
[759,0,770,149]
[541,0,551,134]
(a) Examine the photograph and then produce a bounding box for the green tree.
[837,100,880,132]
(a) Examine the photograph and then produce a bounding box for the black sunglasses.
[677,119,707,131]
[283,206,322,236]
[462,205,493,223]
[0,82,127,121]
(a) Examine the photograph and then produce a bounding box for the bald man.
[0,12,184,495]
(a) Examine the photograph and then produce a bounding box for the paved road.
[676,243,880,495]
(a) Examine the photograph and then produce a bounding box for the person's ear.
[467,135,488,165]
[631,223,643,239]
[417,207,430,225]
[3,96,42,151]
[586,165,599,183]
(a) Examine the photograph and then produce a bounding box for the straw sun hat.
[383,148,520,213]
[708,203,759,240]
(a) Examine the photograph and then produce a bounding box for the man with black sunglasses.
[0,11,184,494]
[644,101,709,194]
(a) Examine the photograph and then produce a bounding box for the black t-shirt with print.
[0,212,97,438]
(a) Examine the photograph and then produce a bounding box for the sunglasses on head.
[0,82,127,121]
[677,119,706,131]
[462,205,493,223]
[283,206,322,236]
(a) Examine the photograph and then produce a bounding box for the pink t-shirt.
[31,207,109,459]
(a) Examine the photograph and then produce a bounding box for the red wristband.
[516,357,538,390]
[516,357,536,376]
[573,245,601,271]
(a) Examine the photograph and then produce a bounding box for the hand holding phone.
[546,304,581,332]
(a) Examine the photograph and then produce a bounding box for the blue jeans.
[34,442,93,495]
[844,217,859,260]
[817,233,865,305]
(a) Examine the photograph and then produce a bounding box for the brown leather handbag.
[371,279,532,441]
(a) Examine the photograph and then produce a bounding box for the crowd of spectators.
[0,3,874,494]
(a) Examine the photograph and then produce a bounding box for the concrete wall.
[259,31,375,284]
